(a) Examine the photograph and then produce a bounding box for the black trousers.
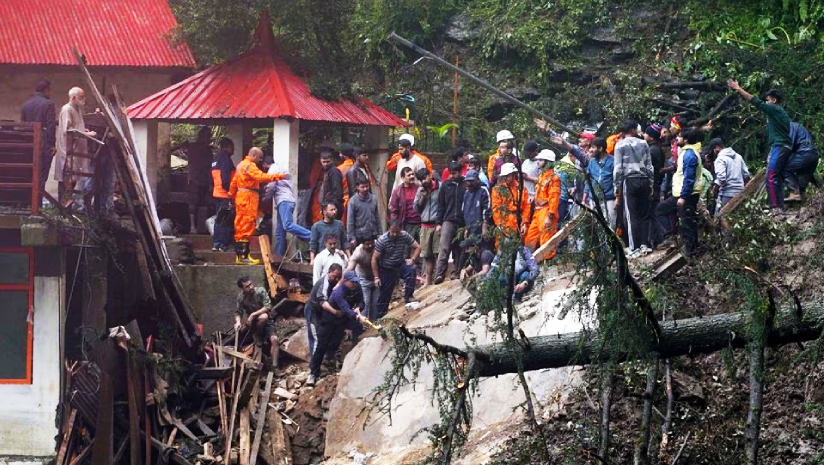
[309,317,363,377]
[620,177,651,250]
[656,194,700,254]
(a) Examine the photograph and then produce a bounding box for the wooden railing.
[0,122,41,215]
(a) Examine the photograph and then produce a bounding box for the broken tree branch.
[474,302,822,377]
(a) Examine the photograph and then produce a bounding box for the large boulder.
[324,279,586,464]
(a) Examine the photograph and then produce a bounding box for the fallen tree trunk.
[475,303,821,377]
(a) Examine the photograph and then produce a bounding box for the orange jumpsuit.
[385,149,433,173]
[487,150,502,183]
[491,180,530,244]
[231,157,285,244]
[338,158,354,223]
[525,169,561,256]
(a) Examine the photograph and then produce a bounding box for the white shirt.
[393,156,427,189]
[312,248,348,284]
[521,158,541,199]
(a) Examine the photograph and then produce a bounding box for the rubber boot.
[234,242,247,265]
[245,242,261,265]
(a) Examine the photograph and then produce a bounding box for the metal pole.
[387,32,578,135]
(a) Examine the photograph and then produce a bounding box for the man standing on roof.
[231,147,288,265]
[55,87,97,205]
[525,150,561,257]
[211,137,235,251]
[728,80,792,210]
[387,134,432,189]
[491,162,530,246]
[613,120,654,254]
[21,80,57,194]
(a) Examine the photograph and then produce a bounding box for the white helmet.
[399,133,415,146]
[496,129,514,143]
[499,162,518,177]
[535,149,556,162]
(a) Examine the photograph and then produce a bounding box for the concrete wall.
[0,273,63,461]
[0,66,176,199]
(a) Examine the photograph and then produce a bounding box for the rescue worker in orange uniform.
[525,149,562,258]
[386,134,433,188]
[230,147,289,265]
[338,143,355,224]
[211,137,235,251]
[490,162,530,249]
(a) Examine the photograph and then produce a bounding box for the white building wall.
[0,275,63,461]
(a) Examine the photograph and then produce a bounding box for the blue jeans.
[276,201,311,257]
[766,145,792,208]
[498,270,534,301]
[359,277,380,322]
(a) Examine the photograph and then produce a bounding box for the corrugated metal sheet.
[0,0,195,68]
[127,38,407,126]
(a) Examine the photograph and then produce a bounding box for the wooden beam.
[91,372,113,465]
[67,439,94,465]
[249,371,275,465]
[239,408,251,465]
[259,235,280,297]
[715,169,766,223]
[532,213,584,262]
[55,409,78,465]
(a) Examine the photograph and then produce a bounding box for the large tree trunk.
[475,303,821,377]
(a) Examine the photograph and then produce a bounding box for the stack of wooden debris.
[0,121,41,212]
[56,323,294,465]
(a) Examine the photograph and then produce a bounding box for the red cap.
[579,132,595,141]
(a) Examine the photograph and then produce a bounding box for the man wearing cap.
[387,134,432,189]
[525,150,561,256]
[459,169,490,273]
[414,167,442,285]
[306,269,367,386]
[520,141,541,201]
[491,162,531,246]
[434,162,465,284]
[613,120,654,254]
[372,221,421,318]
[708,138,750,210]
[728,80,792,210]
[578,131,595,151]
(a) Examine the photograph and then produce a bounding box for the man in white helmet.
[487,129,521,186]
[386,134,433,189]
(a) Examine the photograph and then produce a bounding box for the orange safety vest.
[211,167,232,198]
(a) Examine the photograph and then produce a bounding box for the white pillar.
[270,118,300,255]
[133,120,159,199]
[227,125,244,165]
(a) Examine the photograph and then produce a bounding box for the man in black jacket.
[21,80,57,192]
[434,162,465,284]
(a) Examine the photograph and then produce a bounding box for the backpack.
[606,133,621,155]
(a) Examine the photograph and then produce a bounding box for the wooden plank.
[224,347,254,363]
[197,418,217,438]
[224,363,248,463]
[532,212,584,262]
[214,335,229,436]
[112,436,129,464]
[651,250,687,282]
[126,352,142,465]
[0,163,36,169]
[91,371,113,465]
[259,235,279,297]
[249,371,275,465]
[239,408,251,465]
[0,182,33,188]
[30,121,40,214]
[55,409,78,465]
[195,366,234,379]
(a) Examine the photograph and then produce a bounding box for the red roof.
[127,14,407,126]
[0,0,195,68]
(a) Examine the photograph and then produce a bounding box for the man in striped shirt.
[371,220,421,319]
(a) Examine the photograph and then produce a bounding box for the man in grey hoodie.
[613,120,654,253]
[347,177,382,249]
[708,138,751,209]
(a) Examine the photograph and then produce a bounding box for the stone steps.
[179,234,263,253]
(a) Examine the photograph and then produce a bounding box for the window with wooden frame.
[0,248,33,384]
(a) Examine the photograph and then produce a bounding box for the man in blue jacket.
[306,270,367,386]
[784,122,820,202]
[655,129,704,255]
[585,138,616,229]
